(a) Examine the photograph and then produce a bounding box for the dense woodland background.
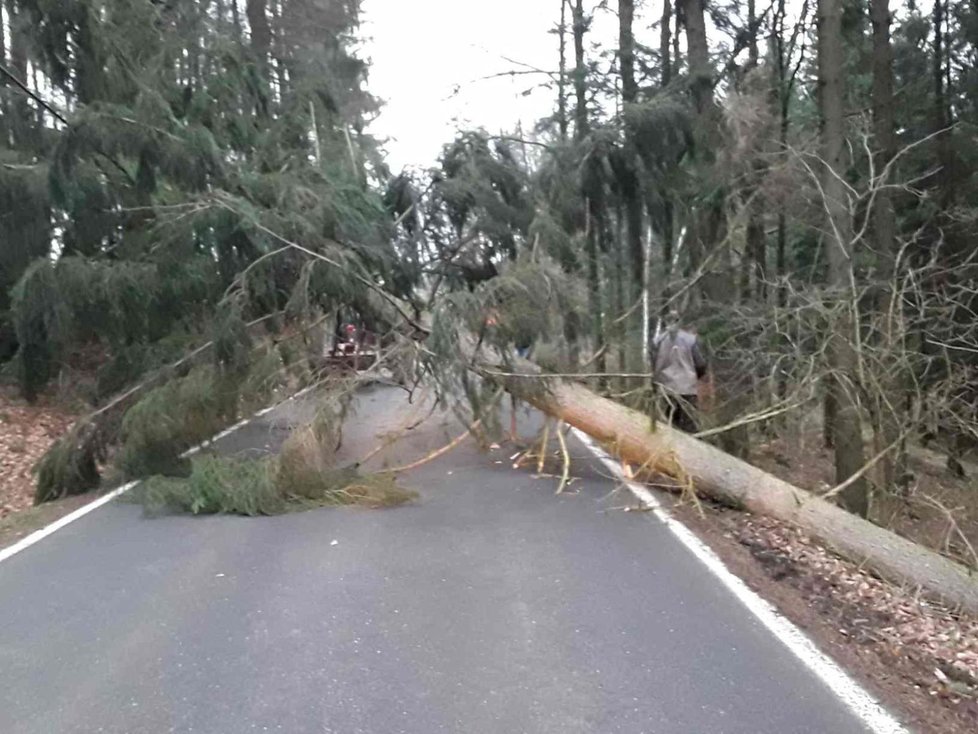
[1,0,977,533]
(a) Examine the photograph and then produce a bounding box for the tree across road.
[0,386,899,734]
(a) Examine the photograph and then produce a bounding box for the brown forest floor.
[750,431,978,571]
[0,386,79,520]
[669,498,978,733]
[658,428,978,733]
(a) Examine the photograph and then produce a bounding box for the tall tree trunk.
[75,3,102,105]
[774,0,789,312]
[682,0,727,304]
[932,0,952,211]
[557,0,569,142]
[614,209,627,385]
[673,1,683,78]
[587,202,606,375]
[817,0,869,517]
[572,0,589,141]
[659,0,675,310]
[270,0,288,106]
[7,0,32,147]
[773,0,792,404]
[246,0,271,115]
[0,0,7,145]
[572,0,595,369]
[619,0,643,371]
[870,0,904,491]
[247,0,272,59]
[744,0,767,302]
[683,0,711,119]
[660,0,672,87]
[232,0,243,34]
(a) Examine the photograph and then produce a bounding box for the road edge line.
[571,428,909,734]
[0,385,317,566]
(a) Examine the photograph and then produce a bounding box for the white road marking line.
[571,428,908,734]
[0,383,320,566]
[0,481,138,564]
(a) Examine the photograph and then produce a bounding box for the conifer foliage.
[1,1,414,500]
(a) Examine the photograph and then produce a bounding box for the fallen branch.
[387,423,479,474]
[555,421,571,495]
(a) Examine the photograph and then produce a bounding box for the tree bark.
[573,0,597,369]
[744,0,767,302]
[586,203,606,374]
[870,0,904,491]
[683,0,727,305]
[232,0,243,34]
[246,0,272,115]
[619,0,644,365]
[557,0,569,142]
[683,0,712,119]
[658,0,675,310]
[490,369,978,613]
[660,0,672,87]
[0,0,7,144]
[571,0,589,141]
[74,3,102,105]
[7,0,33,147]
[247,0,272,60]
[931,0,953,215]
[613,209,627,383]
[673,1,683,79]
[817,0,869,517]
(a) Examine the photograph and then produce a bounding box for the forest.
[1,1,977,595]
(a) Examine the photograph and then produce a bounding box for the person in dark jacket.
[651,311,708,432]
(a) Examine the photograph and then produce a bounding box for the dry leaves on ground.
[0,392,77,518]
[734,514,978,703]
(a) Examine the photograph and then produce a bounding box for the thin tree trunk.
[75,4,102,105]
[818,0,869,517]
[586,202,606,374]
[932,0,952,210]
[614,210,627,385]
[619,0,643,371]
[0,0,7,145]
[774,0,792,401]
[660,0,672,87]
[870,0,904,491]
[659,0,675,311]
[744,0,767,302]
[270,0,288,105]
[572,0,593,368]
[246,0,272,116]
[557,0,569,142]
[572,0,589,141]
[673,1,683,78]
[684,0,711,119]
[683,0,727,304]
[247,0,272,59]
[8,0,32,147]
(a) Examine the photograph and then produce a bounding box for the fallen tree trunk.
[495,371,978,614]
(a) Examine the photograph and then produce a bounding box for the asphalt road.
[0,385,882,733]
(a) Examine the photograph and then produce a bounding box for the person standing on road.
[651,311,709,432]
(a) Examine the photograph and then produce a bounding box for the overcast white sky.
[361,0,622,172]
